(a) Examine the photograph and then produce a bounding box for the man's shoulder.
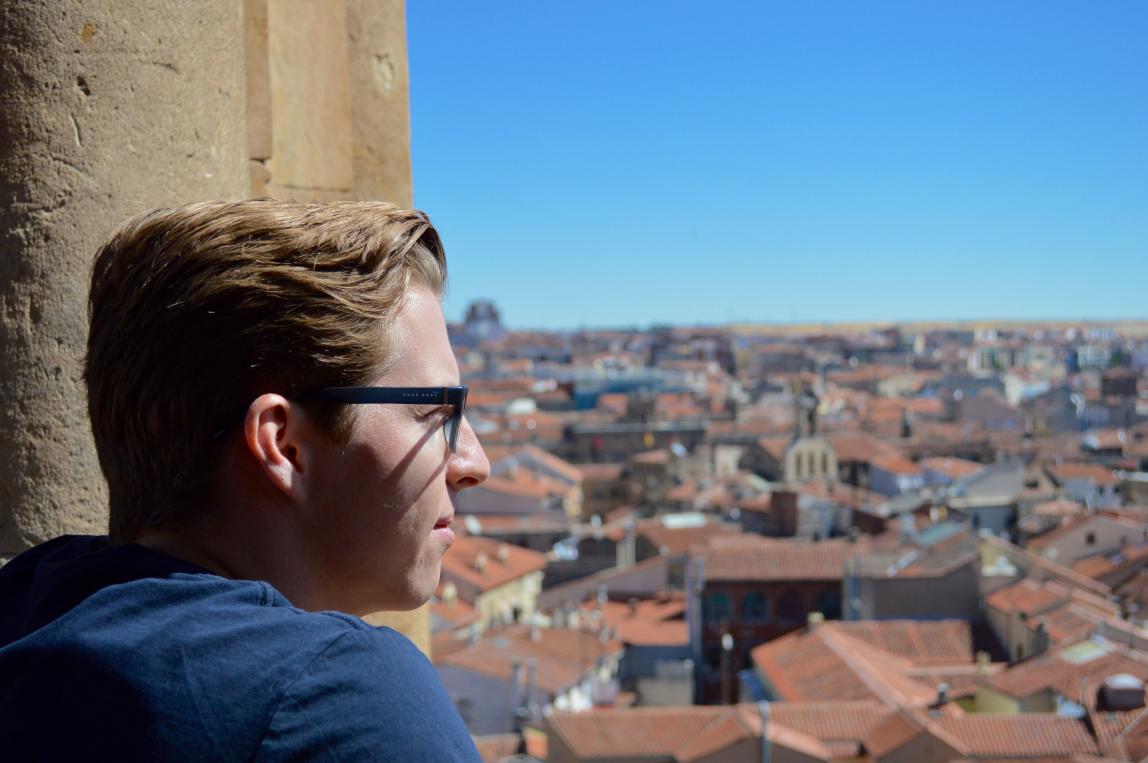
[257,614,480,762]
[0,546,457,761]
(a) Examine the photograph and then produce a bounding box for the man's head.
[86,200,487,611]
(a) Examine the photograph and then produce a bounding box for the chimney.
[618,520,636,569]
[473,552,488,572]
[1032,620,1050,658]
[497,543,510,563]
[1099,674,1146,711]
[976,651,991,675]
[929,682,950,714]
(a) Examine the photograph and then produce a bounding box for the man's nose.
[447,417,489,490]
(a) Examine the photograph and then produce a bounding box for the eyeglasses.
[311,386,469,452]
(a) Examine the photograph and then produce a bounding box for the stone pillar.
[346,0,413,205]
[0,1,249,558]
[248,0,412,206]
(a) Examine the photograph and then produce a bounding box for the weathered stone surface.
[0,0,248,554]
[347,0,412,206]
[264,0,354,200]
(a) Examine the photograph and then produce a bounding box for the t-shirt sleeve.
[255,625,481,762]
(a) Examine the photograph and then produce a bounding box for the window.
[1086,532,1096,546]
[741,592,770,624]
[821,452,829,476]
[703,592,732,624]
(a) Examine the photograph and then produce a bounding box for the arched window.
[704,592,732,624]
[777,590,805,622]
[741,592,770,624]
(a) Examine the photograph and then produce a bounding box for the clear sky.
[407,1,1148,330]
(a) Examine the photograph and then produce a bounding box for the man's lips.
[433,515,455,546]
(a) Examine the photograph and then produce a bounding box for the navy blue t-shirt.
[0,536,480,761]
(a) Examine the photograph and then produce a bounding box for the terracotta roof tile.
[442,626,622,695]
[870,454,924,476]
[440,536,546,595]
[1105,704,1148,760]
[546,707,736,760]
[768,701,895,744]
[674,714,755,762]
[862,710,927,757]
[584,597,688,647]
[502,443,584,484]
[827,433,905,463]
[1087,704,1147,753]
[919,457,985,480]
[985,642,1148,701]
[1072,543,1148,584]
[931,715,1099,757]
[751,620,975,706]
[546,705,834,763]
[1046,462,1121,488]
[700,537,861,582]
[985,579,1070,617]
[636,517,740,558]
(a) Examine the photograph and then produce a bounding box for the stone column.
[346,0,413,205]
[0,1,249,558]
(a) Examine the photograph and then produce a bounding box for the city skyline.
[408,2,1148,330]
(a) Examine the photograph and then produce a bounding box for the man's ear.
[243,393,309,503]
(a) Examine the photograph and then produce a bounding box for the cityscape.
[436,300,1148,761]
[3,2,1145,760]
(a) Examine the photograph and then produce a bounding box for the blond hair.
[85,199,446,541]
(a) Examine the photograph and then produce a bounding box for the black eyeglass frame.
[311,385,469,452]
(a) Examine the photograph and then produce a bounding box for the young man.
[0,200,490,760]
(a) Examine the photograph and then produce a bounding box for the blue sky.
[407,2,1148,330]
